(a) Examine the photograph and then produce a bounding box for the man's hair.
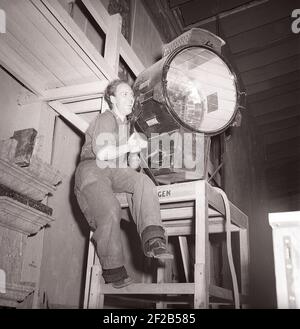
[104,79,128,110]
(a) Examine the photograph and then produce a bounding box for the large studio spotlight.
[132,29,244,183]
[133,44,241,136]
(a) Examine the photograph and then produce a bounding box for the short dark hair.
[104,79,128,110]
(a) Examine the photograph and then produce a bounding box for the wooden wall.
[35,0,164,308]
[38,117,89,308]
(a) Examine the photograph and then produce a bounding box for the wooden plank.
[38,0,116,80]
[19,81,108,105]
[266,136,300,156]
[30,0,105,80]
[64,98,102,114]
[256,105,300,125]
[194,180,208,308]
[100,283,195,294]
[265,137,300,162]
[246,70,300,96]
[81,0,145,76]
[258,116,300,135]
[252,89,300,117]
[22,0,97,81]
[235,37,300,73]
[178,236,190,282]
[0,36,47,95]
[264,125,300,145]
[104,14,122,76]
[2,0,84,85]
[242,54,300,87]
[220,0,297,38]
[43,81,108,102]
[228,16,294,55]
[48,101,89,133]
[1,31,62,89]
[239,229,250,299]
[119,36,145,76]
[81,0,110,33]
[264,154,300,171]
[248,80,300,104]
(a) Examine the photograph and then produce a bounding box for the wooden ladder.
[83,180,250,309]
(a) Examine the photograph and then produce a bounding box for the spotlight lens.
[166,46,237,133]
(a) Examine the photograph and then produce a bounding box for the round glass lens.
[166,47,237,133]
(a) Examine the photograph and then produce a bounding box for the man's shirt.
[80,110,129,168]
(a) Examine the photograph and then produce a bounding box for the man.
[75,79,173,288]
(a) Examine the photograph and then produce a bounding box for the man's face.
[111,83,134,116]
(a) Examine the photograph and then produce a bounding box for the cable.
[213,186,240,309]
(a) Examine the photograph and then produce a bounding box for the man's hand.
[127,132,147,153]
[128,152,141,169]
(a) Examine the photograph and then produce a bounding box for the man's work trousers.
[74,160,165,270]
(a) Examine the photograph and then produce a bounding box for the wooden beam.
[81,0,145,76]
[2,30,62,89]
[246,70,300,96]
[64,98,102,114]
[264,154,300,170]
[19,81,108,105]
[264,125,300,145]
[256,106,300,126]
[220,0,294,38]
[251,89,300,116]
[104,14,122,76]
[248,80,300,104]
[48,101,89,133]
[2,0,87,85]
[266,160,300,181]
[265,137,300,162]
[242,54,300,87]
[182,0,269,32]
[258,116,300,135]
[234,36,300,73]
[229,17,293,56]
[119,37,145,76]
[0,36,47,95]
[22,0,96,80]
[35,0,116,80]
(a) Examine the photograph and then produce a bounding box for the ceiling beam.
[256,106,300,126]
[228,16,292,56]
[234,37,300,73]
[181,0,269,31]
[246,70,300,96]
[247,80,300,104]
[265,137,300,162]
[220,0,294,38]
[258,116,300,135]
[264,125,300,145]
[264,153,300,170]
[250,88,300,117]
[242,54,300,87]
